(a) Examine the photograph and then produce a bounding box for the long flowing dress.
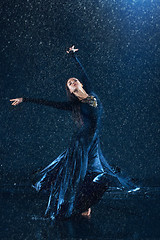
[23,53,140,220]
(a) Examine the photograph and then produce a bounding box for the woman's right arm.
[10,97,73,111]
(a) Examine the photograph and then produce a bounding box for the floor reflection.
[1,187,160,239]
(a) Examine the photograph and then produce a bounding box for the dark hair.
[66,78,84,127]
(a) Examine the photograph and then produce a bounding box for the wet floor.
[1,187,160,240]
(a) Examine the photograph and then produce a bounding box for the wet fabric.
[23,53,139,220]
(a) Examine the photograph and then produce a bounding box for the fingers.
[71,45,78,52]
[10,99,20,106]
[67,45,79,54]
[66,46,79,54]
[11,101,18,106]
[66,47,73,53]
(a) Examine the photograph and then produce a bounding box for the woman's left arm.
[67,46,92,93]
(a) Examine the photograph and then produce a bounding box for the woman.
[10,46,139,220]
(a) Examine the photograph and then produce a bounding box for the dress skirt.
[32,132,139,220]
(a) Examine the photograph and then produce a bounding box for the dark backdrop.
[1,0,160,187]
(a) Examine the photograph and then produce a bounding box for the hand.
[66,45,78,54]
[10,98,23,106]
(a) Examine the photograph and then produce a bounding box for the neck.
[73,88,89,100]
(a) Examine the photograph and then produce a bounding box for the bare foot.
[81,208,91,218]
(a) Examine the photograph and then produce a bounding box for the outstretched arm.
[67,46,92,93]
[10,97,73,111]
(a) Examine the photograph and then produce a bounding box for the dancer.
[10,46,139,220]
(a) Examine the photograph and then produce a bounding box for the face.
[67,78,83,93]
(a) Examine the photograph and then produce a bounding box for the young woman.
[10,46,139,220]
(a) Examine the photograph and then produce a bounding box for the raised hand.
[10,98,23,106]
[66,45,79,54]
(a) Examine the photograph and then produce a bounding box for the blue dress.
[23,53,139,220]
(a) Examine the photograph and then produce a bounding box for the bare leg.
[81,208,91,218]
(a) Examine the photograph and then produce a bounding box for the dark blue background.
[1,0,160,187]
